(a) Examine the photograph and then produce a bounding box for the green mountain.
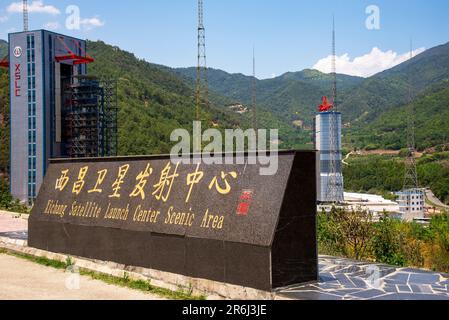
[2,38,449,156]
[85,41,250,155]
[340,42,449,125]
[0,40,8,174]
[174,42,449,151]
[347,81,449,151]
[161,65,315,149]
[173,67,363,126]
[0,40,247,159]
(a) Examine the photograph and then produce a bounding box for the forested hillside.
[5,38,447,155]
[2,37,449,205]
[173,67,362,126]
[347,82,449,151]
[344,152,449,205]
[0,40,8,175]
[86,40,247,155]
[340,42,449,125]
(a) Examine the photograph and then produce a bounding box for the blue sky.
[1,0,448,78]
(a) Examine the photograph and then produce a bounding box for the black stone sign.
[29,151,318,291]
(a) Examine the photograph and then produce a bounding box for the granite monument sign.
[29,151,318,291]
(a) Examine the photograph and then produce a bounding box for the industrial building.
[6,30,117,204]
[314,97,345,203]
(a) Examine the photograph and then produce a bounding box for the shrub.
[372,214,406,266]
[317,208,375,260]
[0,178,29,213]
[318,210,448,273]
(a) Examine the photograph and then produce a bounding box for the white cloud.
[7,1,60,15]
[44,21,59,30]
[312,47,426,78]
[80,16,105,30]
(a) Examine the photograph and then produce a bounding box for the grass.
[0,248,206,300]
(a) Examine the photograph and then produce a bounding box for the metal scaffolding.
[62,76,117,158]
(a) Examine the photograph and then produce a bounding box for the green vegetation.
[173,67,362,148]
[87,40,246,156]
[175,43,449,151]
[318,208,449,273]
[343,152,449,205]
[346,83,449,151]
[0,178,29,213]
[2,37,449,206]
[0,249,206,300]
[0,40,7,58]
[0,54,8,174]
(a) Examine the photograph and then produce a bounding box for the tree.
[320,207,375,260]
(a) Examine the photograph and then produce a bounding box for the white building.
[396,189,426,222]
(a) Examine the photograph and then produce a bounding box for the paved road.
[426,190,449,209]
[0,254,165,300]
[0,213,27,233]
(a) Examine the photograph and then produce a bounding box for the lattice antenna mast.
[196,0,208,122]
[326,15,343,203]
[403,41,419,191]
[331,16,337,112]
[252,46,258,132]
[23,0,29,32]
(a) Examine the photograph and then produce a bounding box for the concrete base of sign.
[0,239,292,300]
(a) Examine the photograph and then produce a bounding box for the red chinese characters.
[237,190,254,216]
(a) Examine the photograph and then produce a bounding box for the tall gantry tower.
[196,0,208,123]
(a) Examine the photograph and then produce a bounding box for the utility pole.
[23,0,29,32]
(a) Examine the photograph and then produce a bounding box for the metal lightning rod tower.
[195,0,208,152]
[23,0,29,32]
[252,46,258,132]
[403,43,419,192]
[325,16,344,203]
[331,17,337,113]
[196,0,208,122]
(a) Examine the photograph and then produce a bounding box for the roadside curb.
[0,238,291,300]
